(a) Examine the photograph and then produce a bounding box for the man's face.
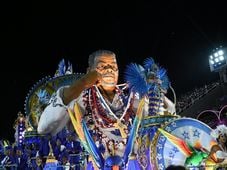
[93,55,118,88]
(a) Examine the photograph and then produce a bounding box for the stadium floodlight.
[209,46,227,72]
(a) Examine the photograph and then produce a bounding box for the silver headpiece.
[210,124,227,139]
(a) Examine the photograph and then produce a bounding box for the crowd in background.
[176,81,220,113]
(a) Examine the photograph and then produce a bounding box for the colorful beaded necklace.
[83,85,134,128]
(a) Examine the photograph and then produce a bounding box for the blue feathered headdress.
[36,89,50,105]
[124,57,170,97]
[54,58,73,77]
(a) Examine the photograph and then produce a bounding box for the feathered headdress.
[124,57,169,97]
[36,89,50,105]
[210,124,227,139]
[54,58,73,77]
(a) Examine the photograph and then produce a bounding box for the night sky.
[1,1,226,141]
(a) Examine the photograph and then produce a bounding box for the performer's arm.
[208,145,225,163]
[63,70,100,105]
[163,95,176,115]
[37,87,72,136]
[37,70,100,136]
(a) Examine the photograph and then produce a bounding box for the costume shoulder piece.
[24,59,85,129]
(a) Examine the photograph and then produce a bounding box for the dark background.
[1,1,226,141]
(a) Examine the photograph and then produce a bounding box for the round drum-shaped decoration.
[153,117,213,170]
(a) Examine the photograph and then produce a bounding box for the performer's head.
[166,165,186,170]
[88,49,119,89]
[218,133,227,145]
[211,124,227,145]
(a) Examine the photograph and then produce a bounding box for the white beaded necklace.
[92,85,133,121]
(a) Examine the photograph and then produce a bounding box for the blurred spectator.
[176,81,219,113]
[165,165,186,170]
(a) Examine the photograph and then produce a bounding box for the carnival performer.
[37,49,175,169]
[205,124,227,170]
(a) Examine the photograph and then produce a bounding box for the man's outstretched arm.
[37,70,100,135]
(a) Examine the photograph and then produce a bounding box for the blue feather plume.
[82,120,104,169]
[157,67,169,91]
[157,67,166,79]
[105,156,124,169]
[36,89,50,104]
[161,74,169,90]
[143,57,154,70]
[124,63,148,97]
[57,59,66,76]
[124,57,170,96]
[123,116,140,164]
[66,61,73,74]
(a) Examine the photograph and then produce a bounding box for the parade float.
[11,58,226,170]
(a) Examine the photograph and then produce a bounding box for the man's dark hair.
[88,50,116,68]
